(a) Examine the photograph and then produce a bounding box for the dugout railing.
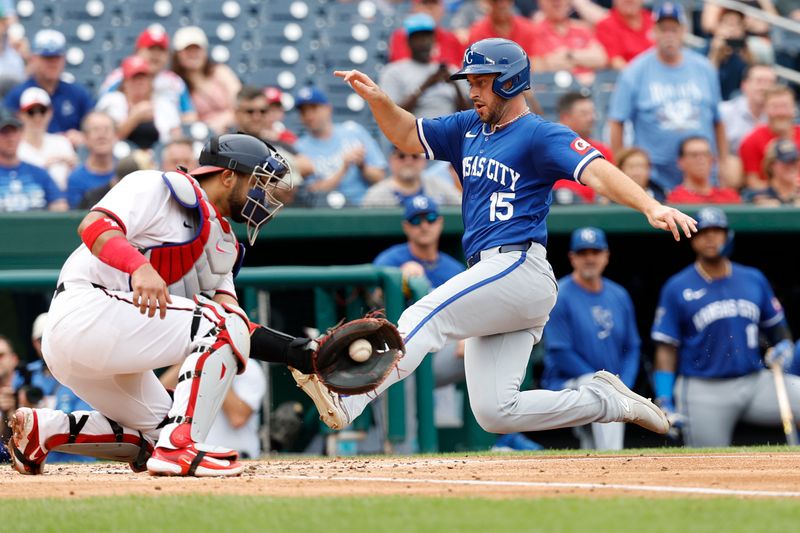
[0,266,464,455]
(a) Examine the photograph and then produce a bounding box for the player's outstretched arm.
[581,158,697,241]
[78,211,171,319]
[334,70,424,154]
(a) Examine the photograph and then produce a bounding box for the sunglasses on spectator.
[395,153,423,160]
[241,108,269,116]
[408,212,439,225]
[25,106,49,117]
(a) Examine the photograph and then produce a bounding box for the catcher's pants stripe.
[403,251,527,344]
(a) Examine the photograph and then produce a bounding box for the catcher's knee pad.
[167,295,251,444]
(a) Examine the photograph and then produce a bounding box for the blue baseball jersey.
[374,243,465,288]
[416,111,602,258]
[542,276,641,390]
[651,263,784,378]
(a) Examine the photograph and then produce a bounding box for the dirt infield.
[3,452,800,499]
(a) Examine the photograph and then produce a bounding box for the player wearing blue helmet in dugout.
[292,38,698,441]
[652,207,800,446]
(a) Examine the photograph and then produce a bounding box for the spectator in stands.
[170,26,241,135]
[380,14,469,119]
[17,87,77,191]
[706,9,754,102]
[667,136,741,205]
[96,56,181,150]
[66,111,117,209]
[362,146,461,206]
[595,0,654,70]
[98,25,198,125]
[389,0,464,67]
[467,0,537,56]
[608,3,730,193]
[550,92,610,204]
[160,361,266,459]
[263,87,297,145]
[701,2,778,44]
[0,108,65,211]
[743,139,800,206]
[78,150,154,210]
[160,138,197,172]
[530,0,607,84]
[542,227,640,451]
[0,5,24,90]
[233,86,311,203]
[739,85,800,190]
[616,146,665,202]
[720,64,777,154]
[4,30,94,146]
[294,86,387,207]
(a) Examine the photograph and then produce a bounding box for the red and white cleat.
[146,425,243,477]
[8,408,48,475]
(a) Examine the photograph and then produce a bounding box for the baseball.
[348,339,372,363]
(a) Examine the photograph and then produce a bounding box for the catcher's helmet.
[450,38,531,99]
[193,133,292,245]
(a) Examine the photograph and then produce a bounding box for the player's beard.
[479,99,509,127]
[228,178,249,223]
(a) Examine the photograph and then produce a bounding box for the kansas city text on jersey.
[461,156,522,192]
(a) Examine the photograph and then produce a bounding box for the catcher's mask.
[193,134,292,245]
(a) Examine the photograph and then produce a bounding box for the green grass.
[2,495,799,533]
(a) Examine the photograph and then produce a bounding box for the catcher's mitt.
[313,314,404,394]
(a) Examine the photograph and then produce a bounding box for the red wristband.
[97,236,149,274]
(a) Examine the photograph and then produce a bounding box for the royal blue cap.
[773,139,799,163]
[570,227,608,252]
[32,29,66,57]
[653,2,687,24]
[404,13,436,36]
[294,86,329,108]
[695,207,728,231]
[404,194,439,221]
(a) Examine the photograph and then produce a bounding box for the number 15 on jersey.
[490,192,514,221]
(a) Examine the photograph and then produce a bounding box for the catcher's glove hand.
[312,313,404,395]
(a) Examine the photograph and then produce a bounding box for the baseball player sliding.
[7,134,401,477]
[292,38,697,438]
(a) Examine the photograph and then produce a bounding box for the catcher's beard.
[228,177,250,224]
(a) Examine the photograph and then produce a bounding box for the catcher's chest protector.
[143,171,241,297]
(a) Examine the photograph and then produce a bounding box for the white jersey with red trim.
[57,170,235,298]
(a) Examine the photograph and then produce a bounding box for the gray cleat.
[592,370,670,434]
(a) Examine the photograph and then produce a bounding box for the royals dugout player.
[292,38,697,437]
[652,207,800,446]
[7,134,331,477]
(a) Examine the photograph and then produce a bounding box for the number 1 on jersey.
[489,192,515,221]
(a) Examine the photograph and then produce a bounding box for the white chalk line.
[272,474,800,498]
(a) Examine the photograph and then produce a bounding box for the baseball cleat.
[147,444,243,477]
[591,370,670,434]
[8,408,48,475]
[290,368,349,430]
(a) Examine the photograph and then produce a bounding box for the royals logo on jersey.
[415,111,602,257]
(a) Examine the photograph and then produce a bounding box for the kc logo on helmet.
[570,138,592,154]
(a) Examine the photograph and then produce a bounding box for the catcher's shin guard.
[9,407,153,475]
[148,296,250,477]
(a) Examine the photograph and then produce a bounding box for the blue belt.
[466,242,532,268]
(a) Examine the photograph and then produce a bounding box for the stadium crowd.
[1,0,799,212]
[2,0,800,457]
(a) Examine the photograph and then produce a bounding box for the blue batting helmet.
[450,38,531,99]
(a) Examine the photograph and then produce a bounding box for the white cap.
[20,87,51,111]
[173,26,208,51]
[31,313,48,341]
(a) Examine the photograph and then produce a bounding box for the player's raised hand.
[334,70,384,103]
[131,263,172,319]
[645,205,697,241]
